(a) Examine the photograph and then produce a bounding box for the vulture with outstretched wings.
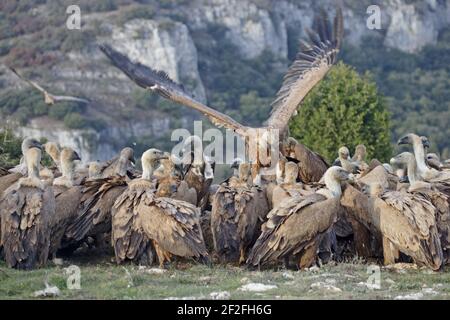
[100,8,343,181]
[8,67,90,105]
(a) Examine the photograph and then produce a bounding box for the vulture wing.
[99,44,247,134]
[112,184,156,264]
[266,7,344,130]
[0,185,54,269]
[9,67,89,105]
[65,176,127,242]
[378,191,443,270]
[247,193,339,267]
[49,186,83,255]
[138,196,208,259]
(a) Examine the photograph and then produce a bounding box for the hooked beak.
[422,139,430,149]
[73,151,81,161]
[33,141,43,150]
[397,136,409,146]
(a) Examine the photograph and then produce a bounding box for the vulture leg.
[382,236,399,265]
[298,240,319,269]
[153,240,172,268]
[348,217,373,258]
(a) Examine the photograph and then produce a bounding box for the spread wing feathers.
[65,176,127,242]
[138,196,208,259]
[9,67,89,105]
[414,189,450,263]
[0,186,54,269]
[99,44,246,133]
[247,193,338,266]
[267,7,343,130]
[211,185,268,262]
[49,186,83,255]
[379,191,443,269]
[112,187,156,264]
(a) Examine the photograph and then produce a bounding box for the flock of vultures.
[1,8,450,272]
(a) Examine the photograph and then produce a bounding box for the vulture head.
[319,166,354,199]
[231,158,243,176]
[284,162,299,184]
[141,148,168,180]
[421,136,430,150]
[390,152,414,166]
[22,137,42,154]
[284,137,298,158]
[397,133,422,146]
[61,147,81,164]
[353,144,366,161]
[88,161,102,179]
[338,146,350,160]
[120,147,136,166]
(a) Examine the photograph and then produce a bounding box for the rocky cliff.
[0,0,449,161]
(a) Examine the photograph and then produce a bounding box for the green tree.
[289,63,392,163]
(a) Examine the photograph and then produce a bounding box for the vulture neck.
[115,156,129,177]
[142,162,156,180]
[412,137,429,175]
[324,173,342,198]
[61,159,75,182]
[27,154,40,180]
[406,155,421,185]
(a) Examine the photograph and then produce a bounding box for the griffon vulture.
[391,152,450,264]
[9,67,90,105]
[112,149,208,267]
[64,148,135,246]
[211,162,269,264]
[0,145,55,269]
[271,161,316,208]
[247,166,353,269]
[0,138,43,196]
[48,147,84,257]
[99,7,343,183]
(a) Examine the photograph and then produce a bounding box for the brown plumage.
[112,149,208,266]
[391,152,450,264]
[342,182,443,270]
[271,162,317,208]
[99,8,343,178]
[211,163,269,263]
[48,147,83,256]
[64,175,128,244]
[283,137,329,183]
[0,147,55,269]
[247,167,352,269]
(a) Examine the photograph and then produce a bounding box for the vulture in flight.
[112,149,208,267]
[99,7,343,183]
[0,144,55,269]
[247,166,353,269]
[211,162,269,264]
[9,67,90,105]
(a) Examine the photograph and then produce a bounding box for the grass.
[1,250,450,300]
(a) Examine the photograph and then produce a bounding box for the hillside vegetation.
[0,0,449,158]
